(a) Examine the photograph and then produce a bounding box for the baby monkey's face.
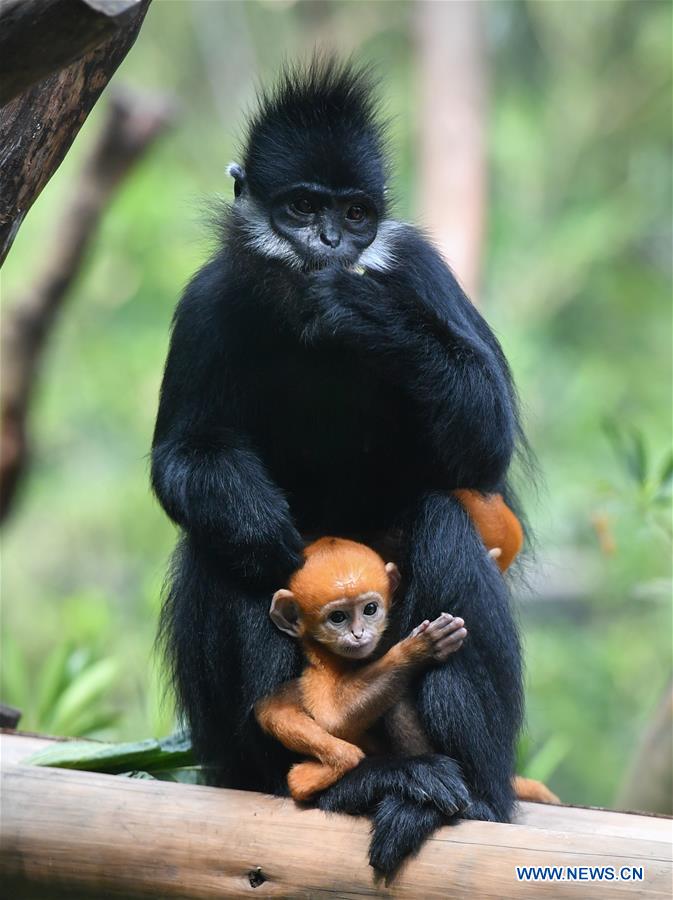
[311,592,389,660]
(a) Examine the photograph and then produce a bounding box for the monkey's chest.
[240,345,421,530]
[247,347,390,461]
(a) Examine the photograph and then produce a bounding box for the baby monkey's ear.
[384,562,401,594]
[270,589,302,637]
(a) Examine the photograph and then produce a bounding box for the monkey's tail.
[369,796,445,876]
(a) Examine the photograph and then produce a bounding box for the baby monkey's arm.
[328,613,467,742]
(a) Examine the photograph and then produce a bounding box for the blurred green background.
[1,0,671,809]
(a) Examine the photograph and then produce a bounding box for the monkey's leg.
[287,761,348,801]
[401,492,523,823]
[384,695,434,756]
[161,536,301,793]
[256,693,365,801]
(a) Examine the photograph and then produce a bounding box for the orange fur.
[257,518,526,805]
[453,489,524,571]
[513,775,560,804]
[257,539,466,801]
[289,536,392,614]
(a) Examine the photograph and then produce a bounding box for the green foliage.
[1,638,120,737]
[0,0,670,808]
[25,731,193,773]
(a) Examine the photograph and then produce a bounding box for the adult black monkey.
[153,59,525,875]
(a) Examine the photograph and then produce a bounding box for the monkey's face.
[269,186,378,270]
[310,592,389,659]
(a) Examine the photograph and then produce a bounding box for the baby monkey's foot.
[410,613,467,662]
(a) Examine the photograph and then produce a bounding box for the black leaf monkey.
[153,59,527,875]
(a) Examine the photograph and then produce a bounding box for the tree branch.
[0,0,144,106]
[0,88,174,522]
[0,0,151,267]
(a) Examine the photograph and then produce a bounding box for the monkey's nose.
[320,230,341,249]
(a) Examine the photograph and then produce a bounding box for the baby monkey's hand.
[408,613,467,663]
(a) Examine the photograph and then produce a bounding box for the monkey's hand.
[405,613,467,664]
[300,266,400,345]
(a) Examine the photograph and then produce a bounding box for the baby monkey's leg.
[288,760,354,801]
[255,691,364,801]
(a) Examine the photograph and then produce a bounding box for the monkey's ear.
[384,562,401,594]
[226,162,247,199]
[270,589,302,637]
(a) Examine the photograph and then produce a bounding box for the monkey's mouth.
[339,638,376,659]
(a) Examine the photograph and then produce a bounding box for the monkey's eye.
[345,204,367,222]
[290,197,317,216]
[328,610,348,624]
[363,602,378,616]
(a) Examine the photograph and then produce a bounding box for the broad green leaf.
[45,658,119,736]
[26,732,194,773]
[35,644,73,726]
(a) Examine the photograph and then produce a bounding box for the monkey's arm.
[317,614,466,742]
[255,684,364,771]
[304,233,518,488]
[151,262,302,585]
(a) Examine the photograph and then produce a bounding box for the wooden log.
[0,0,143,105]
[1,733,671,899]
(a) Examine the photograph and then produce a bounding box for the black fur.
[153,59,525,876]
[243,58,388,213]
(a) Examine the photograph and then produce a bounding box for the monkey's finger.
[434,639,465,661]
[427,613,464,635]
[434,627,468,651]
[409,620,430,638]
[426,612,455,631]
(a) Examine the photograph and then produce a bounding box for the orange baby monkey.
[255,537,466,801]
[256,493,559,806]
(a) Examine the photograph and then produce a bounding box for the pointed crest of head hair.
[241,57,388,212]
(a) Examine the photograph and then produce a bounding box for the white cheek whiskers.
[354,219,404,274]
[238,198,304,269]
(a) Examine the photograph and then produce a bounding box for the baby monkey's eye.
[328,610,347,624]
[291,197,316,215]
[363,602,378,616]
[346,204,367,222]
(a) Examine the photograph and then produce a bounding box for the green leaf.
[602,419,648,485]
[62,709,121,738]
[658,450,673,490]
[46,657,119,736]
[25,732,194,773]
[627,428,648,486]
[35,643,73,727]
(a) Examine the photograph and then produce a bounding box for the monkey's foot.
[289,754,363,802]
